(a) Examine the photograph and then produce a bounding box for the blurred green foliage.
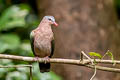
[115,0,120,19]
[0,5,28,31]
[0,34,20,53]
[0,1,61,80]
[115,0,120,8]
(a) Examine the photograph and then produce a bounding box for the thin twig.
[0,65,33,80]
[101,51,108,59]
[90,66,96,80]
[81,51,94,65]
[85,65,120,73]
[81,51,96,80]
[80,52,83,61]
[29,64,32,80]
[0,65,32,68]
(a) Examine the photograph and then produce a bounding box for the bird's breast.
[34,34,52,57]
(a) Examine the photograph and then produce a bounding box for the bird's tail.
[39,63,50,73]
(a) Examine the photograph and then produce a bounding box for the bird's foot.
[43,56,50,64]
[34,56,39,61]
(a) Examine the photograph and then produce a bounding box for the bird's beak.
[53,22,58,26]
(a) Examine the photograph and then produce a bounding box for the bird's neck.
[37,20,51,29]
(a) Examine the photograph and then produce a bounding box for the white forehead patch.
[44,16,55,22]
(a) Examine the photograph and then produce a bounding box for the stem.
[29,64,32,80]
[90,66,96,80]
[0,65,32,68]
[0,54,120,73]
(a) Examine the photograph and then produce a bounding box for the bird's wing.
[49,39,55,58]
[30,31,36,56]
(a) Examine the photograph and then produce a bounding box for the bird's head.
[43,16,58,26]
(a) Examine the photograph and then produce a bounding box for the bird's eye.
[48,18,52,21]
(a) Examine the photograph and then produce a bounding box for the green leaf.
[0,5,29,31]
[106,50,114,63]
[0,34,20,53]
[88,52,102,59]
[19,4,31,11]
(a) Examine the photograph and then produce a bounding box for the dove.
[30,16,58,72]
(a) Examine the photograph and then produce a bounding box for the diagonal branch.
[0,54,120,73]
[81,51,94,65]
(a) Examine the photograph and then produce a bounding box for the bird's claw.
[43,56,50,64]
[34,57,39,61]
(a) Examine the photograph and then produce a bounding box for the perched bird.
[30,16,58,73]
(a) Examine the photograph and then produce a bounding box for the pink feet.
[34,56,39,61]
[43,56,50,64]
[33,56,50,64]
